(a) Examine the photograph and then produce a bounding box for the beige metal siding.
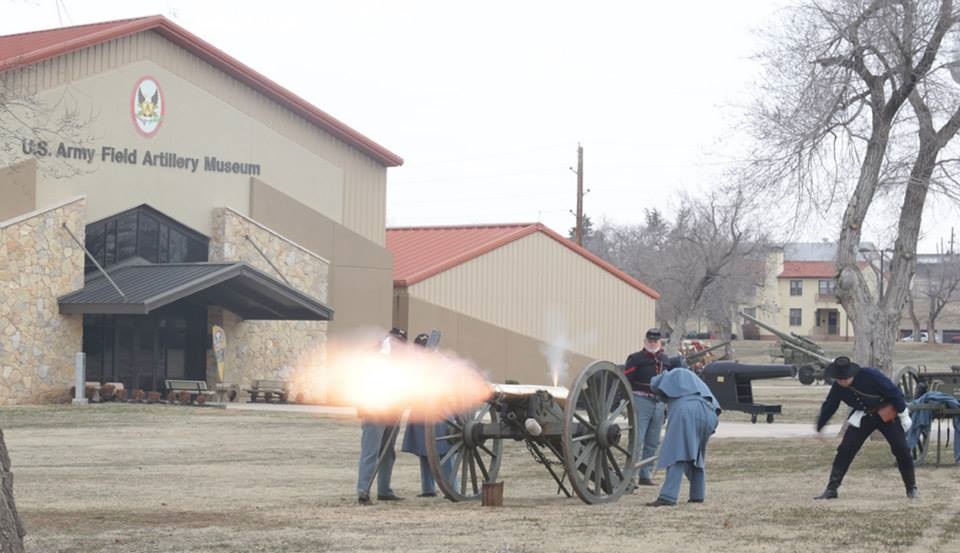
[408,232,655,361]
[2,31,388,245]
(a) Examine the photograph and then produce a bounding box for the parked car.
[902,332,929,343]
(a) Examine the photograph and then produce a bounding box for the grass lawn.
[3,402,959,553]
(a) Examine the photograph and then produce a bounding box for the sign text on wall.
[20,139,262,176]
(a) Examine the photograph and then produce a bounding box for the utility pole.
[575,144,584,246]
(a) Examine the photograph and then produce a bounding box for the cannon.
[425,361,640,504]
[700,361,796,423]
[739,311,833,385]
[680,340,732,373]
[896,365,960,465]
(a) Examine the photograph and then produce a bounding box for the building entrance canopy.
[58,262,333,320]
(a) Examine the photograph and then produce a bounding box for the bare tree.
[906,290,925,338]
[1,74,92,177]
[748,0,960,373]
[915,247,960,342]
[0,430,24,553]
[589,189,769,344]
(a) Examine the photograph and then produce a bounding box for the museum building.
[0,16,402,403]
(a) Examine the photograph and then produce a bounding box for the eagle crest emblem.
[131,77,164,136]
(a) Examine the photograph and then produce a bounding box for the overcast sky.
[5,0,959,252]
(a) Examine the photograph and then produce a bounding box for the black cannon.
[701,361,796,423]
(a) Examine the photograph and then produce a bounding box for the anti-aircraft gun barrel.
[739,311,832,385]
[683,340,731,364]
[739,311,825,355]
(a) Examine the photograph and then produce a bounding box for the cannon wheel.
[425,403,503,502]
[894,366,930,463]
[562,361,637,505]
[797,365,816,386]
[895,366,921,401]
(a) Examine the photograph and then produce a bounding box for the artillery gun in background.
[739,311,834,385]
[678,340,732,374]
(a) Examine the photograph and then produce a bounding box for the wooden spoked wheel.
[562,361,637,504]
[425,403,503,501]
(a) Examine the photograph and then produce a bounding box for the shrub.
[100,384,116,401]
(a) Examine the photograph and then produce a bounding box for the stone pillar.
[0,197,85,405]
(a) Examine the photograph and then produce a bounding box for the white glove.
[899,410,912,432]
[847,410,865,428]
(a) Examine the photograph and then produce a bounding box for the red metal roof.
[778,261,839,279]
[0,16,403,167]
[386,223,659,299]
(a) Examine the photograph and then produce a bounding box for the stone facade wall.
[209,208,329,399]
[0,198,85,404]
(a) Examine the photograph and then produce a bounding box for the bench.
[245,379,290,403]
[163,379,215,404]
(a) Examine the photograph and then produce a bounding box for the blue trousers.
[357,421,398,496]
[632,394,665,480]
[416,455,457,495]
[658,461,706,504]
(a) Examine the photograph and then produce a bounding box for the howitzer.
[425,361,638,504]
[739,311,831,385]
[681,340,732,372]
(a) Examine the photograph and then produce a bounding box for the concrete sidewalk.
[225,402,357,417]
[225,402,841,439]
[714,421,841,439]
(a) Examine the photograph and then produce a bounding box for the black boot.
[814,488,838,500]
[814,467,843,500]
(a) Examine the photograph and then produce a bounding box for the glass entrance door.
[133,318,161,392]
[827,311,839,335]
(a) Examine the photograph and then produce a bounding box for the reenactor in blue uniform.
[814,356,918,499]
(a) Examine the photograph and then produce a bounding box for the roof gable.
[386,223,659,299]
[0,16,402,167]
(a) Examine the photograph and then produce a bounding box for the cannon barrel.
[739,311,824,353]
[683,340,731,363]
[702,361,795,380]
[700,361,794,423]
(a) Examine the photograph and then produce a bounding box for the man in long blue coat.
[645,367,720,507]
[401,333,454,497]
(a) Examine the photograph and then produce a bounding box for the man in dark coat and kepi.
[623,328,673,486]
[813,356,918,500]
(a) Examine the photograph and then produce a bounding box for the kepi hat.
[825,356,861,379]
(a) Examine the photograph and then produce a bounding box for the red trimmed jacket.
[623,348,671,395]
